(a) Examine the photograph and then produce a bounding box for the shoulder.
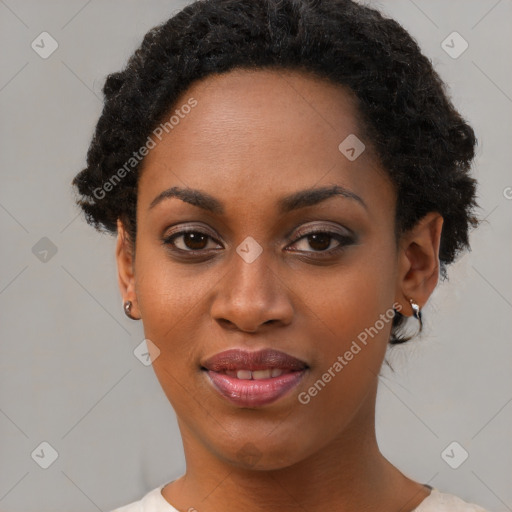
[108,484,179,512]
[415,488,489,512]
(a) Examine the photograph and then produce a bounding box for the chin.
[214,435,312,472]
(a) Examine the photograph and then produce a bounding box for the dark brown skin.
[116,69,443,512]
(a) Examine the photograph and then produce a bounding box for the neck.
[162,384,430,512]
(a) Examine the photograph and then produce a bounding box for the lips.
[201,348,309,407]
[201,348,308,373]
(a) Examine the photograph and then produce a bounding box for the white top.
[110,483,489,512]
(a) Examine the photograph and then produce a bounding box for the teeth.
[230,368,288,380]
[252,369,272,380]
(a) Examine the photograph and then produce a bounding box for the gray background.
[0,0,511,511]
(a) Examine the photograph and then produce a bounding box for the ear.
[116,218,141,319]
[395,211,444,316]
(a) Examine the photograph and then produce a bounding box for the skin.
[116,68,443,512]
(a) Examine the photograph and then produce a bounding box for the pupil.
[308,233,330,251]
[185,232,207,250]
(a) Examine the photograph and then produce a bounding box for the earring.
[408,298,423,329]
[391,298,423,341]
[123,300,138,320]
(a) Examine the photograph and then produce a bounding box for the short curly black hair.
[71,0,480,345]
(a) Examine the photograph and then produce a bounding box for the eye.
[162,228,222,253]
[162,224,355,259]
[287,227,354,255]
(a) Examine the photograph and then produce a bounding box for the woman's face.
[119,68,405,469]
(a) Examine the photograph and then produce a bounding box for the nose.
[210,246,294,333]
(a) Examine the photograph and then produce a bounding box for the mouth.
[210,368,298,379]
[200,348,309,407]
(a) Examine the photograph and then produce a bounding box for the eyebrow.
[148,184,367,214]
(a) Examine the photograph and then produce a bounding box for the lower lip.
[204,369,307,407]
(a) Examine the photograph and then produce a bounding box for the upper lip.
[201,348,309,372]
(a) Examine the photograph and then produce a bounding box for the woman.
[72,0,488,510]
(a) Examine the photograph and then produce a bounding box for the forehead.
[137,68,393,217]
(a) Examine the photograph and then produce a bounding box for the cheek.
[294,243,396,398]
[135,236,213,317]
[296,241,396,343]
[133,246,206,360]
[134,256,209,413]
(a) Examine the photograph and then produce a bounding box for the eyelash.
[161,225,354,259]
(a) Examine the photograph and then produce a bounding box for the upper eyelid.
[292,223,352,236]
[165,224,219,242]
